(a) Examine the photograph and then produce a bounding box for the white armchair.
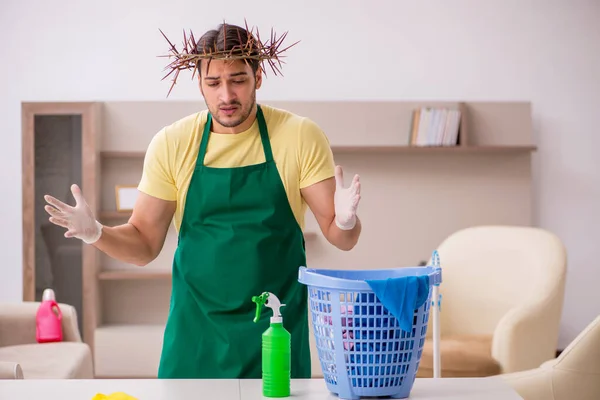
[418,225,567,377]
[0,301,93,379]
[502,315,600,400]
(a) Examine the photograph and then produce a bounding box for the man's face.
[199,59,262,133]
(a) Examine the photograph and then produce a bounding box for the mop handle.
[432,286,441,378]
[431,251,442,379]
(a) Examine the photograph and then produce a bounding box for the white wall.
[1,0,598,349]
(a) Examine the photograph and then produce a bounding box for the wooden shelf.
[331,145,537,154]
[99,210,132,220]
[100,145,536,159]
[98,270,171,280]
[99,209,318,237]
[101,151,145,159]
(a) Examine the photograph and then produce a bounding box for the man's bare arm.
[301,170,361,251]
[93,193,176,266]
[45,184,176,267]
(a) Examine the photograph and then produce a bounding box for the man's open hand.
[333,165,361,230]
[44,184,103,244]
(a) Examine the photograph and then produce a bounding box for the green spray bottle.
[252,292,290,398]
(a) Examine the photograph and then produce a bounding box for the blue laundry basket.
[298,254,442,400]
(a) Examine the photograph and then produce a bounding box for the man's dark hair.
[196,23,261,76]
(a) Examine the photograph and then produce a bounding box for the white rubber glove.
[44,184,103,244]
[334,165,361,230]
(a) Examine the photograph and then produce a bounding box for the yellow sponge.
[92,392,138,400]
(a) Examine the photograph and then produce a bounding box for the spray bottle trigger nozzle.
[252,292,286,323]
[251,292,269,323]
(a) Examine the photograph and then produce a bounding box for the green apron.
[157,105,311,379]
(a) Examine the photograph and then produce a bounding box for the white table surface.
[0,377,523,399]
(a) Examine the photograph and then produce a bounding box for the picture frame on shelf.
[115,185,139,211]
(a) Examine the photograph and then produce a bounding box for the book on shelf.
[409,107,461,146]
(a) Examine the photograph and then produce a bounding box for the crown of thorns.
[158,20,299,97]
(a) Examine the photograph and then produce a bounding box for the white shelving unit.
[22,99,536,378]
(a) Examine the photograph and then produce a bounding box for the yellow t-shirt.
[137,104,335,232]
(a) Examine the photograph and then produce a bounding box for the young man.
[44,22,362,379]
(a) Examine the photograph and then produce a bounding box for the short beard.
[211,90,256,128]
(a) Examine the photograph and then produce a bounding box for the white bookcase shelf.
[101,145,536,159]
[22,99,536,378]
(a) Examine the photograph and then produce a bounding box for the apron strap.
[197,105,273,167]
[256,105,274,163]
[197,112,212,167]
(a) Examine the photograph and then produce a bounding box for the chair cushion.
[417,334,502,377]
[0,342,93,379]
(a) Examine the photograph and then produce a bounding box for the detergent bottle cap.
[252,292,285,324]
[42,288,56,302]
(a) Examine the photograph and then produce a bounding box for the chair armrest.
[492,240,567,374]
[0,301,82,347]
[0,361,24,379]
[492,288,565,373]
[501,367,555,400]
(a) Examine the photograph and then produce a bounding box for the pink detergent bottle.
[36,289,63,343]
